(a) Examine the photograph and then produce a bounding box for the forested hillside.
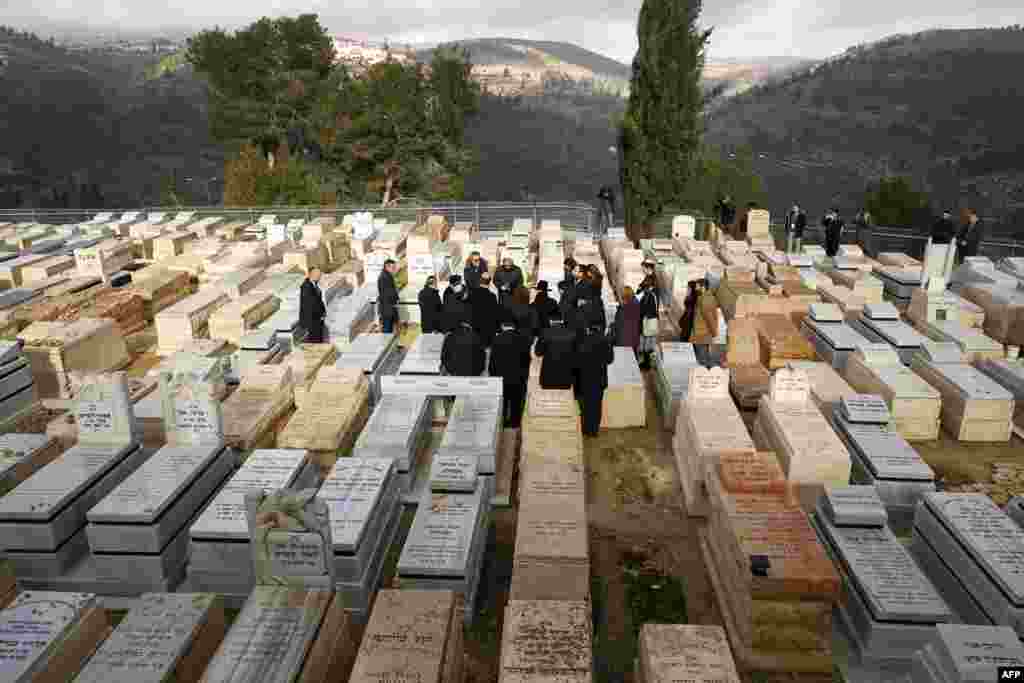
[704,27,1024,234]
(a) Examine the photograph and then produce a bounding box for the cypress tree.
[619,0,710,243]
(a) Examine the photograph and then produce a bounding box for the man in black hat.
[535,309,577,390]
[530,280,560,332]
[418,275,443,334]
[469,271,499,346]
[377,259,399,334]
[442,275,470,333]
[442,318,486,376]
[931,209,956,245]
[573,314,615,437]
[494,256,524,306]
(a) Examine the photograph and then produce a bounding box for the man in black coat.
[418,276,443,333]
[931,210,956,245]
[489,320,532,428]
[469,272,499,346]
[823,208,844,257]
[562,258,577,289]
[957,209,983,262]
[377,259,400,334]
[535,312,577,390]
[493,257,524,306]
[463,251,489,289]
[442,277,471,333]
[299,266,327,343]
[441,320,486,376]
[574,319,615,437]
[530,280,560,331]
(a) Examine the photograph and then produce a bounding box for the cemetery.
[0,209,1019,683]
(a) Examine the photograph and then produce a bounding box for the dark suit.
[418,286,443,333]
[469,286,499,346]
[489,326,532,428]
[574,327,615,436]
[377,269,399,333]
[299,278,326,343]
[442,324,486,376]
[535,324,577,390]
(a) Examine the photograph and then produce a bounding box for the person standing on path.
[635,261,660,370]
[612,285,643,358]
[494,256,524,306]
[377,259,399,334]
[463,251,489,289]
[489,320,532,428]
[574,317,615,437]
[417,275,443,334]
[299,266,327,343]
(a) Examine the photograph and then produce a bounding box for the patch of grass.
[622,551,687,641]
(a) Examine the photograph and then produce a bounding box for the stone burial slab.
[0,440,146,553]
[349,589,461,683]
[842,394,891,424]
[638,624,740,683]
[915,493,1024,635]
[380,375,502,398]
[398,485,486,579]
[188,449,309,590]
[499,600,592,683]
[246,489,334,589]
[429,451,479,492]
[74,593,226,683]
[316,457,397,584]
[440,395,501,474]
[1008,497,1024,530]
[913,624,1024,683]
[86,442,233,554]
[0,434,61,495]
[159,375,225,448]
[352,393,431,474]
[815,516,953,663]
[0,591,109,683]
[819,486,889,527]
[199,587,331,683]
[398,333,445,375]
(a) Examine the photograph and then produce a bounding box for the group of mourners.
[374,252,663,437]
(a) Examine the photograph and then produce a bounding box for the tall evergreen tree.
[619,0,710,243]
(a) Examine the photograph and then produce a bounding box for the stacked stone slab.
[727,316,771,409]
[832,394,935,532]
[317,457,401,613]
[278,367,371,453]
[813,486,953,665]
[975,357,1024,434]
[849,302,931,364]
[511,383,589,602]
[499,600,592,683]
[352,393,431,494]
[200,587,355,682]
[349,589,463,683]
[873,265,923,302]
[783,360,857,419]
[636,624,741,683]
[221,364,295,450]
[154,288,230,355]
[18,317,130,399]
[653,342,700,427]
[74,592,225,683]
[909,341,1014,441]
[702,449,840,672]
[753,366,852,511]
[674,367,755,518]
[911,493,1024,633]
[187,448,310,596]
[0,339,36,422]
[909,280,1004,362]
[399,332,445,375]
[910,624,1024,683]
[396,467,489,620]
[334,332,399,405]
[207,292,280,345]
[800,303,873,372]
[0,432,61,496]
[439,394,502,475]
[602,346,646,428]
[85,375,234,593]
[0,373,144,584]
[756,313,817,369]
[844,343,942,440]
[0,591,110,681]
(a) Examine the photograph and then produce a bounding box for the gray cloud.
[2,0,1020,63]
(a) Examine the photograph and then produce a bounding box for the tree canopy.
[864,176,932,228]
[619,0,710,241]
[187,16,479,205]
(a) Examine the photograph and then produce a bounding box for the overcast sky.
[2,1,1021,61]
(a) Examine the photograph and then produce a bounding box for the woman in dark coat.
[677,280,699,342]
[612,285,642,352]
[417,276,443,333]
[635,262,660,369]
[502,286,538,342]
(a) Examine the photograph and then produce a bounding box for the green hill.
[703,27,1024,234]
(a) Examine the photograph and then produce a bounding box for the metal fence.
[0,202,597,237]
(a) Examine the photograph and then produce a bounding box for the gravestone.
[841,395,891,424]
[770,365,810,404]
[398,487,485,578]
[245,489,334,589]
[429,452,480,493]
[500,600,592,683]
[0,591,104,681]
[915,624,1024,683]
[639,624,740,683]
[159,374,224,446]
[75,371,138,446]
[819,486,888,527]
[200,588,331,683]
[74,593,224,683]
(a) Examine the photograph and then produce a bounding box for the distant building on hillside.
[331,36,412,75]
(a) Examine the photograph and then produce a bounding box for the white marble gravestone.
[245,489,334,588]
[429,452,480,493]
[159,375,224,447]
[841,395,891,424]
[0,591,99,681]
